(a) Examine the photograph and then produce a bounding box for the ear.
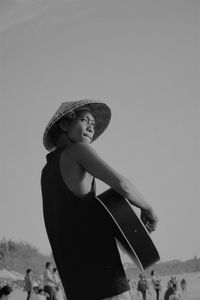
[58,119,70,132]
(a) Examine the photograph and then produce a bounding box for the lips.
[83,133,92,140]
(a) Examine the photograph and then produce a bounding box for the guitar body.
[97,189,160,271]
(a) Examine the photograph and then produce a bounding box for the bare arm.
[73,142,158,230]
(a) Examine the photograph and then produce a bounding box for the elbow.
[116,178,131,198]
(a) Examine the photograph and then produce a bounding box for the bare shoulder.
[62,142,97,161]
[60,143,95,196]
[60,142,126,194]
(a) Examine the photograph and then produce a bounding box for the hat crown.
[52,100,93,123]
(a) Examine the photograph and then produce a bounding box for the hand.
[140,207,158,233]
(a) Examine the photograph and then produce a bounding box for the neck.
[56,133,71,148]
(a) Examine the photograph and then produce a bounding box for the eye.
[80,117,87,122]
[80,117,95,128]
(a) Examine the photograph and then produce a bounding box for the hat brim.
[43,99,111,151]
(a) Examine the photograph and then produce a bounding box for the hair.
[26,268,32,274]
[45,262,52,268]
[38,288,43,294]
[48,117,67,147]
[49,106,94,147]
[0,286,12,297]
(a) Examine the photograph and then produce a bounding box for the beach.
[11,271,200,300]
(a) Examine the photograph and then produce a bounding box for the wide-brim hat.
[43,99,111,151]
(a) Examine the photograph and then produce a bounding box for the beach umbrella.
[0,269,17,280]
[10,270,24,280]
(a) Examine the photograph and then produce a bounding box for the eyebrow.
[83,115,95,123]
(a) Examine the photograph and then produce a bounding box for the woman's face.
[66,111,95,144]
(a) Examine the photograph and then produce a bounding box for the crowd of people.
[24,262,66,300]
[0,262,65,300]
[0,266,189,300]
[127,270,187,300]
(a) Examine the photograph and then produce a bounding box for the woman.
[41,99,158,300]
[151,270,161,300]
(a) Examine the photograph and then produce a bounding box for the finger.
[146,221,157,232]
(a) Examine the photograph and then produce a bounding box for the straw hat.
[43,99,111,151]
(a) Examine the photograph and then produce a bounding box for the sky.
[1,0,199,264]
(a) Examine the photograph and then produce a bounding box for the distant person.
[0,285,12,300]
[150,270,161,300]
[24,269,33,300]
[43,262,57,300]
[37,288,49,300]
[33,281,40,294]
[31,288,48,300]
[52,268,64,300]
[128,279,136,300]
[164,277,180,300]
[164,286,174,300]
[52,268,60,288]
[137,274,149,300]
[180,278,187,294]
[167,276,177,289]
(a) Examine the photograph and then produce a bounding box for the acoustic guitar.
[97,189,160,271]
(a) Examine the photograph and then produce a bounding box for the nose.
[87,122,95,133]
[87,125,94,133]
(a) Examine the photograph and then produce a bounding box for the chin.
[83,140,91,144]
[82,139,91,144]
[81,136,92,143]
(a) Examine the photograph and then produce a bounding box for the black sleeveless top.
[41,146,129,300]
